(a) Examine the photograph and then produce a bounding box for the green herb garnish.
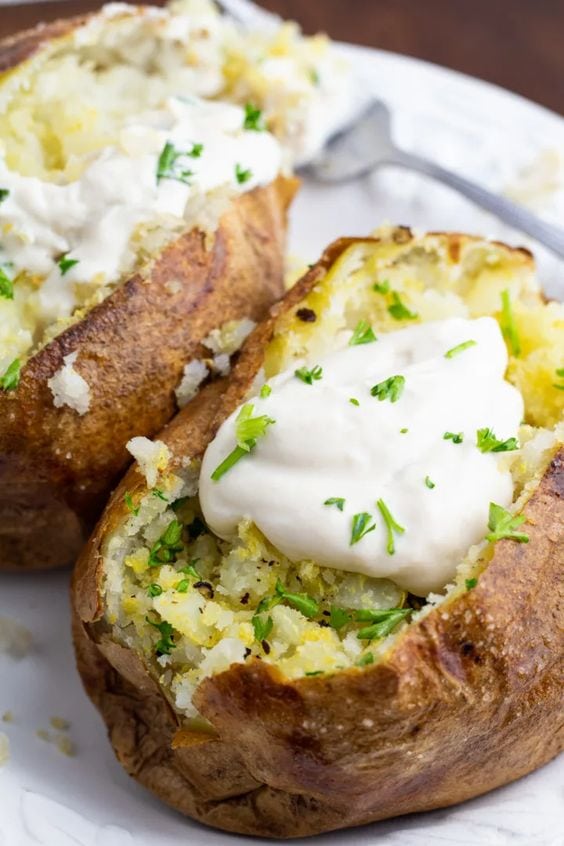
[152,488,168,501]
[156,141,194,185]
[329,606,350,630]
[388,292,418,321]
[179,560,200,579]
[370,374,405,402]
[124,492,140,516]
[357,652,374,666]
[445,339,477,359]
[357,608,410,641]
[372,279,390,294]
[260,384,272,398]
[400,427,408,434]
[424,476,436,489]
[485,502,529,544]
[148,519,184,567]
[0,266,14,299]
[243,102,265,131]
[349,319,377,346]
[500,289,521,357]
[211,403,275,481]
[309,68,320,86]
[295,364,323,385]
[146,617,175,655]
[553,367,564,391]
[189,143,204,158]
[0,189,9,203]
[443,431,463,444]
[324,497,345,512]
[465,578,478,591]
[275,580,319,618]
[252,614,273,642]
[235,163,252,184]
[349,397,360,406]
[175,579,190,593]
[350,512,376,545]
[0,358,21,391]
[376,499,405,555]
[147,583,163,597]
[57,254,79,276]
[476,428,519,453]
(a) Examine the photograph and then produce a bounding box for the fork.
[217,0,564,259]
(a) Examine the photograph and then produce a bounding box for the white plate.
[1,43,563,846]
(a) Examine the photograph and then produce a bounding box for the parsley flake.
[259,384,272,399]
[148,519,184,567]
[350,512,376,545]
[357,608,411,641]
[388,292,418,321]
[476,427,519,453]
[486,502,529,544]
[124,492,140,516]
[445,339,477,359]
[146,617,175,655]
[357,652,374,666]
[372,279,390,294]
[57,254,79,276]
[376,499,405,555]
[295,364,323,385]
[211,403,275,481]
[235,163,252,184]
[252,614,273,642]
[349,319,377,346]
[0,358,21,391]
[465,578,478,591]
[0,265,14,299]
[0,189,9,203]
[152,488,168,501]
[324,497,345,511]
[156,141,194,185]
[553,367,564,391]
[370,374,405,402]
[275,580,319,618]
[243,103,265,131]
[329,606,350,630]
[424,476,436,489]
[500,289,521,357]
[443,431,464,444]
[349,397,360,406]
[147,583,163,597]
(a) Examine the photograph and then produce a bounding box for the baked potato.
[1,0,365,569]
[73,228,563,838]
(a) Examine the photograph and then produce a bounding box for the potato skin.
[72,233,563,838]
[0,177,296,570]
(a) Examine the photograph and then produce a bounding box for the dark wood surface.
[0,0,562,116]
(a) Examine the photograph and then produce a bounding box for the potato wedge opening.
[99,229,563,718]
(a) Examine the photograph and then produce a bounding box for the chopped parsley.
[175,579,190,593]
[252,613,273,642]
[465,578,478,591]
[243,102,265,131]
[124,491,140,516]
[443,431,463,444]
[372,279,390,294]
[329,606,350,630]
[357,608,411,641]
[148,519,184,567]
[349,397,360,406]
[146,617,175,656]
[294,364,323,385]
[179,560,200,579]
[370,374,405,402]
[400,427,408,434]
[500,289,521,357]
[476,427,519,453]
[309,68,320,86]
[189,143,204,158]
[357,652,374,666]
[350,512,376,545]
[0,265,14,299]
[275,580,319,618]
[376,499,405,555]
[0,358,21,391]
[147,583,163,597]
[57,254,79,276]
[152,488,168,501]
[211,403,275,481]
[324,496,345,511]
[444,339,477,359]
[349,319,377,346]
[553,367,564,391]
[305,670,324,676]
[424,476,436,489]
[0,189,9,203]
[388,292,418,321]
[156,141,195,185]
[486,502,529,544]
[235,163,252,184]
[259,384,272,399]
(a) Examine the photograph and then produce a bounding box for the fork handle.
[391,148,564,258]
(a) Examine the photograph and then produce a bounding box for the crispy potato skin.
[0,15,89,74]
[0,177,296,570]
[73,233,563,838]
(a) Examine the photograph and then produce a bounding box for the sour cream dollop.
[200,317,524,596]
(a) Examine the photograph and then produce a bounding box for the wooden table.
[1,0,562,116]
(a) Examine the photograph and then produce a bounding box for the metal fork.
[217,1,564,259]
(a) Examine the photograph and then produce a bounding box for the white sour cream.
[0,96,281,324]
[200,317,524,596]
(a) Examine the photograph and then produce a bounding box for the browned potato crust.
[0,15,89,74]
[0,177,297,571]
[72,233,564,838]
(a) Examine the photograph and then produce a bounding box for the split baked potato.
[73,228,563,838]
[1,0,363,569]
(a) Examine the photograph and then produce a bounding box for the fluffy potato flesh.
[97,230,563,719]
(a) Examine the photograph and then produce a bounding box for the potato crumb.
[0,732,10,767]
[175,360,209,409]
[203,318,256,355]
[126,436,171,487]
[55,735,76,757]
[50,716,70,731]
[47,352,91,415]
[0,616,32,658]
